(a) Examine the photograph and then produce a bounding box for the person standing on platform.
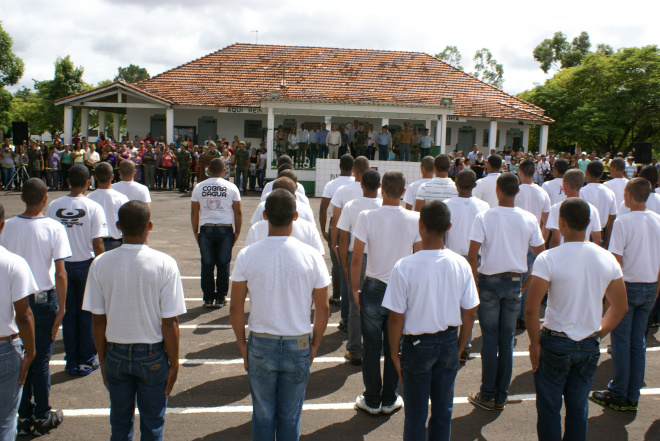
[326,124,342,160]
[233,142,250,193]
[317,123,329,159]
[176,143,192,193]
[419,129,434,159]
[376,126,392,161]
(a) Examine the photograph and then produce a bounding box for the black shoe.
[203,301,214,309]
[17,417,33,435]
[626,399,639,412]
[214,298,227,308]
[33,410,63,436]
[344,351,362,366]
[591,390,628,411]
[338,321,348,333]
[329,297,341,307]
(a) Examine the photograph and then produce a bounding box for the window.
[244,120,262,138]
[445,127,451,146]
[483,130,489,147]
[483,129,501,148]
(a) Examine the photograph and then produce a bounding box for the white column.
[113,113,120,142]
[166,107,174,144]
[381,118,389,127]
[539,125,549,155]
[63,106,73,144]
[439,114,447,154]
[98,111,106,138]
[522,125,529,152]
[80,108,89,140]
[266,107,275,170]
[325,116,332,128]
[425,118,431,132]
[488,120,497,152]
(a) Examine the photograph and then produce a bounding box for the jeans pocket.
[293,354,311,384]
[402,341,434,375]
[444,341,459,371]
[577,353,600,383]
[140,353,169,386]
[539,347,571,384]
[105,352,122,380]
[0,348,16,376]
[248,351,270,380]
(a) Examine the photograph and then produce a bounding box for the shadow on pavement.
[168,372,250,408]
[191,420,252,441]
[300,411,390,440]
[305,363,361,401]
[645,419,660,440]
[451,407,502,440]
[588,407,637,440]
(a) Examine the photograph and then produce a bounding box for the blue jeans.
[360,278,399,408]
[0,339,23,441]
[518,246,536,320]
[105,342,169,441]
[19,291,58,421]
[378,145,388,161]
[608,282,656,401]
[402,330,459,441]
[478,275,521,403]
[1,166,15,190]
[64,259,96,370]
[317,144,327,159]
[400,144,411,161]
[198,225,234,303]
[309,144,317,168]
[328,222,340,300]
[346,252,367,359]
[421,148,431,159]
[248,333,311,441]
[338,233,352,325]
[534,332,600,441]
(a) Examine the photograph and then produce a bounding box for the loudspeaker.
[12,122,29,147]
[634,142,653,164]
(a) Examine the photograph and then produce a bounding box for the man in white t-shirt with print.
[384,200,479,440]
[83,201,186,440]
[46,164,108,377]
[0,203,37,440]
[251,171,314,225]
[579,160,617,247]
[337,169,382,365]
[191,158,242,308]
[591,178,660,413]
[414,155,458,211]
[351,171,422,415]
[230,189,330,441]
[604,158,628,208]
[525,198,628,441]
[86,162,129,252]
[473,154,503,208]
[112,160,152,207]
[403,156,433,210]
[542,158,569,206]
[467,172,545,411]
[0,178,71,436]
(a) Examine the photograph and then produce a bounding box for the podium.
[197,155,215,183]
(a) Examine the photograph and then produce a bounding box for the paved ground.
[0,188,659,441]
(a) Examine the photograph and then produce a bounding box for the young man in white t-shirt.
[414,154,458,211]
[0,203,37,440]
[592,178,660,413]
[604,158,628,208]
[384,200,479,440]
[525,198,628,441]
[191,158,242,308]
[579,160,617,247]
[0,178,71,436]
[403,156,433,210]
[616,165,660,216]
[112,160,152,206]
[473,154,503,208]
[46,164,107,377]
[260,156,309,203]
[467,172,545,411]
[83,201,186,440]
[230,189,330,441]
[337,169,382,365]
[351,171,422,415]
[542,158,569,206]
[250,171,314,225]
[86,162,129,251]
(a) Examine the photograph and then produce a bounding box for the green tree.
[435,46,463,70]
[472,48,504,89]
[0,23,24,87]
[114,64,149,83]
[533,31,592,73]
[0,87,12,133]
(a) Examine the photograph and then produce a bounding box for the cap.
[239,141,246,145]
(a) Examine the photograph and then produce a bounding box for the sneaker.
[33,410,63,436]
[355,395,381,415]
[381,396,403,415]
[78,355,100,376]
[495,400,507,410]
[590,390,628,411]
[17,417,33,435]
[650,319,660,328]
[338,321,348,333]
[626,399,639,412]
[329,297,341,307]
[214,298,228,308]
[67,367,79,375]
[459,350,469,365]
[203,301,214,309]
[468,392,496,411]
[344,351,362,366]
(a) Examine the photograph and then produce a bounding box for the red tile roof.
[55,80,173,105]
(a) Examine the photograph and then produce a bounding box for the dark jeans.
[64,259,96,370]
[328,219,340,300]
[309,143,318,168]
[317,144,327,159]
[19,291,58,420]
[2,166,15,189]
[518,246,536,321]
[360,278,399,408]
[378,144,388,161]
[248,172,257,190]
[198,225,234,303]
[0,338,23,440]
[534,332,600,441]
[421,147,431,158]
[346,252,366,359]
[105,342,168,441]
[257,168,265,189]
[402,330,459,441]
[60,163,71,189]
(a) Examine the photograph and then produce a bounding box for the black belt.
[542,327,598,340]
[480,272,521,279]
[103,237,122,243]
[404,327,458,338]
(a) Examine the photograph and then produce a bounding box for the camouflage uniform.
[176,148,192,192]
[26,147,42,179]
[353,130,368,157]
[234,148,249,191]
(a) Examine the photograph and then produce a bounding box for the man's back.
[112,180,151,204]
[579,183,617,229]
[473,173,500,208]
[402,178,432,207]
[445,197,490,256]
[604,178,628,208]
[542,178,566,206]
[245,220,324,254]
[87,189,129,240]
[609,210,660,283]
[546,201,601,245]
[416,177,458,203]
[515,183,551,224]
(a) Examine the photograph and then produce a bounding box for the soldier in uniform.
[27,142,43,180]
[176,144,192,193]
[204,143,221,157]
[353,124,368,158]
[233,141,250,193]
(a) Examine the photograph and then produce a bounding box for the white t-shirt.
[382,249,479,335]
[473,173,501,208]
[0,246,38,337]
[82,244,187,344]
[604,178,628,208]
[336,197,383,252]
[191,177,241,226]
[514,183,551,223]
[112,180,152,203]
[545,200,601,245]
[230,237,330,336]
[617,192,660,217]
[533,242,622,341]
[579,183,617,229]
[250,199,314,225]
[86,189,129,239]
[469,206,545,275]
[415,177,458,202]
[608,211,660,283]
[542,178,567,208]
[261,189,309,206]
[0,216,71,291]
[444,197,490,256]
[403,178,432,207]
[46,196,108,262]
[625,163,636,179]
[261,181,308,204]
[331,181,381,209]
[245,220,324,255]
[321,176,355,214]
[353,206,421,284]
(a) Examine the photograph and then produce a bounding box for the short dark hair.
[553,158,569,176]
[272,176,297,195]
[586,160,604,178]
[559,198,591,232]
[361,169,380,192]
[626,177,652,203]
[496,172,519,198]
[68,164,90,188]
[278,169,298,184]
[381,171,406,199]
[118,201,150,237]
[421,156,434,173]
[610,158,626,172]
[22,178,48,206]
[519,159,536,178]
[265,189,296,227]
[339,154,354,172]
[353,156,370,174]
[208,158,225,176]
[0,203,4,221]
[563,169,585,190]
[420,200,451,236]
[456,169,477,190]
[488,154,503,171]
[277,155,293,166]
[277,164,293,175]
[638,165,658,189]
[119,160,135,179]
[94,162,114,183]
[434,155,450,173]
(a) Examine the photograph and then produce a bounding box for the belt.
[107,341,164,351]
[201,223,232,227]
[0,334,19,341]
[404,327,458,338]
[542,327,598,340]
[480,272,521,279]
[251,332,311,340]
[328,144,339,146]
[378,144,388,147]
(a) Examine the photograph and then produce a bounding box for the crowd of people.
[1,140,659,441]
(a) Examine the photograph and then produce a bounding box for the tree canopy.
[435,46,504,88]
[0,23,24,87]
[533,31,592,73]
[435,46,463,71]
[114,64,149,83]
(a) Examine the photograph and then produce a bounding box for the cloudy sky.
[3,0,658,96]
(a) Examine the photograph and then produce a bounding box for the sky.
[3,0,658,97]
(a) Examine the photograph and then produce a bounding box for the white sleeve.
[529,221,545,248]
[250,204,265,225]
[141,186,152,203]
[459,263,480,310]
[52,223,73,261]
[352,211,369,244]
[415,184,427,201]
[245,225,258,247]
[590,207,602,232]
[381,261,407,314]
[608,194,617,216]
[546,205,558,230]
[541,191,551,214]
[160,259,187,318]
[10,258,38,302]
[230,249,247,282]
[313,252,331,289]
[309,225,325,255]
[468,212,486,244]
[82,259,105,314]
[321,181,333,199]
[91,205,108,239]
[330,190,343,209]
[531,251,551,281]
[608,219,625,256]
[336,207,351,232]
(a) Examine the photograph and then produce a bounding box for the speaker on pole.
[633,142,653,164]
[12,122,29,147]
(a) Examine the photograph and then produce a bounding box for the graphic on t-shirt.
[55,209,86,228]
[201,185,227,198]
